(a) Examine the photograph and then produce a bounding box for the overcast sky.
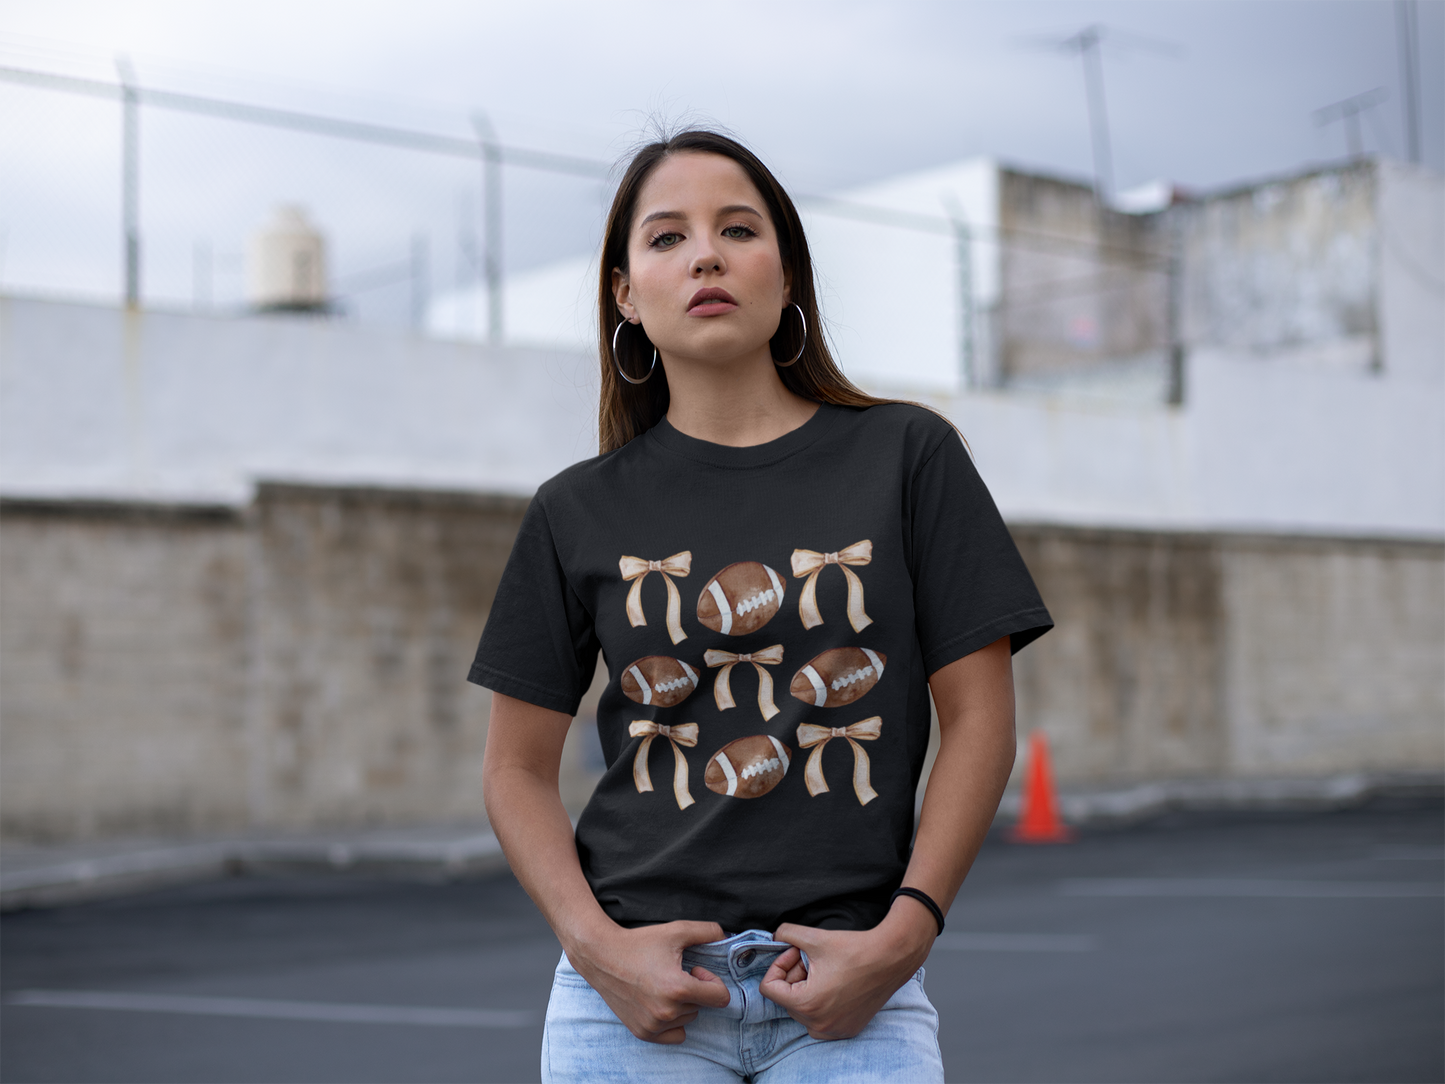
[2,0,1441,315]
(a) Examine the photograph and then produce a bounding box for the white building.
[6,155,1440,540]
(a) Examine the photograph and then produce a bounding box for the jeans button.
[736,949,756,968]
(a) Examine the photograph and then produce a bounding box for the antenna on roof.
[1395,0,1421,164]
[1314,88,1389,159]
[1017,25,1182,207]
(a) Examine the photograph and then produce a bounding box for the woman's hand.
[760,637,1017,1040]
[566,920,732,1044]
[759,901,936,1040]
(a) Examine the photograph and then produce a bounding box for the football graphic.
[790,648,887,708]
[697,562,786,636]
[620,656,700,708]
[704,734,792,799]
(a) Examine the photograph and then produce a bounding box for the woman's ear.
[782,265,793,307]
[612,267,638,323]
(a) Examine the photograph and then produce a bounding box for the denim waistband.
[680,929,795,980]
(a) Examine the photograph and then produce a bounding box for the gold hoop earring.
[612,320,658,385]
[774,303,807,368]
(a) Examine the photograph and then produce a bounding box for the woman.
[472,128,1052,1082]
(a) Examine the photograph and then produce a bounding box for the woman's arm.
[481,692,730,1043]
[759,635,1017,1039]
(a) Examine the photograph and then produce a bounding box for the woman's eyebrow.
[637,204,764,228]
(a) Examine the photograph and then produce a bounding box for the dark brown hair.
[596,128,901,454]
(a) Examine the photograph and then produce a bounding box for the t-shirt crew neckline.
[646,401,841,469]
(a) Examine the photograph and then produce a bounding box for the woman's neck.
[662,349,818,448]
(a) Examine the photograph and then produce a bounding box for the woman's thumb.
[672,921,726,948]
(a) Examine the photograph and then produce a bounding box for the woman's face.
[614,152,791,368]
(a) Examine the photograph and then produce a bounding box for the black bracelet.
[890,886,945,935]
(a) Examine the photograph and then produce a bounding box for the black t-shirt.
[468,402,1052,933]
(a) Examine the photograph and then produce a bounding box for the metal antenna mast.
[1020,25,1181,207]
[1396,0,1421,163]
[1314,88,1389,159]
[1062,26,1113,204]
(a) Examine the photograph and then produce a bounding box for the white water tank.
[247,205,328,311]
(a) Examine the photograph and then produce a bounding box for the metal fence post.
[117,56,140,308]
[410,233,429,331]
[472,113,503,345]
[1166,216,1185,406]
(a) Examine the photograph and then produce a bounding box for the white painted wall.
[2,291,1440,540]
[0,297,599,505]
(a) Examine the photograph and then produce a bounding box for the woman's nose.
[691,243,724,277]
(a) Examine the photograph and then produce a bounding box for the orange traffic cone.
[1008,730,1075,843]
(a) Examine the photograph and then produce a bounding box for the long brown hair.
[596,128,900,454]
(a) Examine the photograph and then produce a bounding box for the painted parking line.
[1373,845,1445,861]
[1060,879,1444,899]
[933,933,1098,952]
[5,989,537,1028]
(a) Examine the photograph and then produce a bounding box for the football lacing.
[739,757,781,781]
[735,589,776,616]
[653,675,695,693]
[830,666,876,692]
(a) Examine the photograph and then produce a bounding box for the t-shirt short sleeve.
[467,493,599,716]
[908,429,1053,674]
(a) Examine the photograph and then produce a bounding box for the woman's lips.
[688,288,738,315]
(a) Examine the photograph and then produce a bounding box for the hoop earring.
[612,320,658,385]
[774,303,807,368]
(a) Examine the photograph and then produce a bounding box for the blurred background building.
[1,31,1441,843]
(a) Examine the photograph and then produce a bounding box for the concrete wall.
[1,502,251,839]
[997,169,1168,381]
[1180,160,1378,359]
[5,291,1441,540]
[0,488,527,841]
[3,492,1440,842]
[0,296,600,506]
[1012,526,1445,783]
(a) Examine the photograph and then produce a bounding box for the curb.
[994,770,1444,828]
[0,833,506,912]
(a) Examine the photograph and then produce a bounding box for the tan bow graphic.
[791,541,873,632]
[628,721,699,810]
[704,645,785,720]
[796,717,882,805]
[619,552,692,645]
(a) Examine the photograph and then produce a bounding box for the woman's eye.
[722,225,755,240]
[649,232,682,248]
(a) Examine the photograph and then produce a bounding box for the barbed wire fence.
[0,62,1177,397]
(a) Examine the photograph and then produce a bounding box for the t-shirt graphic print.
[469,403,1052,933]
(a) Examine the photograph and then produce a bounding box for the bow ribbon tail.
[624,574,648,629]
[754,664,779,721]
[846,737,879,805]
[631,733,656,795]
[803,740,832,797]
[663,574,686,644]
[669,739,694,810]
[840,565,873,632]
[797,569,825,630]
[713,663,738,711]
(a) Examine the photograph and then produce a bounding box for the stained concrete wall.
[1,502,251,839]
[3,493,1440,842]
[1012,526,1445,783]
[997,170,1169,381]
[1180,160,1378,359]
[1,489,527,841]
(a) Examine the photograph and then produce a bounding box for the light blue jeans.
[541,930,944,1083]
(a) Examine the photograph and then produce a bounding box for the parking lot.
[3,798,1441,1084]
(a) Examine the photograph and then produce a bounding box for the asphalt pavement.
[3,798,1441,1084]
